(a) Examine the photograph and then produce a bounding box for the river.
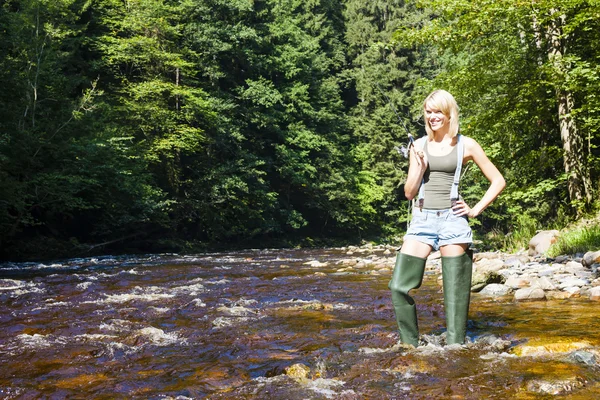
[1,247,599,399]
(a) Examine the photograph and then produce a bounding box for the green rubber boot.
[441,251,473,345]
[388,253,427,347]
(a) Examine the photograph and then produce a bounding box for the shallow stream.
[1,248,599,399]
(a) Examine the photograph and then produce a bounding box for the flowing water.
[1,248,600,399]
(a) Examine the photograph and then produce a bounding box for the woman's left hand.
[452,199,477,218]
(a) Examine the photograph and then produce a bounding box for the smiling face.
[425,104,449,133]
[422,90,460,139]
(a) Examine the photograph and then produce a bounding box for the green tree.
[397,0,600,233]
[342,0,433,235]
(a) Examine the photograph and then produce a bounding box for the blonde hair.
[423,90,460,139]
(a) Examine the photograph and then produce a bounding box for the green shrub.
[548,224,600,257]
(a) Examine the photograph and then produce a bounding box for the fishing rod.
[373,81,415,159]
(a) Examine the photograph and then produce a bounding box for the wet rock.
[528,230,560,256]
[473,334,511,352]
[569,350,597,366]
[589,286,600,301]
[217,305,256,317]
[304,260,328,267]
[513,341,591,357]
[285,363,310,383]
[478,284,511,297]
[514,287,546,301]
[526,377,586,395]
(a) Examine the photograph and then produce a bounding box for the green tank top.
[422,142,458,210]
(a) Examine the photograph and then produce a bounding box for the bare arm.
[453,137,506,217]
[404,140,428,200]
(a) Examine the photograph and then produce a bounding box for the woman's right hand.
[411,145,427,169]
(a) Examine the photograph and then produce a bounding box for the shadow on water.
[1,248,600,399]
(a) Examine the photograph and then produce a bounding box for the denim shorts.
[403,207,472,250]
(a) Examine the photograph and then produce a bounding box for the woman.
[389,89,505,347]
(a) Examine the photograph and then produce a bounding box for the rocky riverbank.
[332,243,600,302]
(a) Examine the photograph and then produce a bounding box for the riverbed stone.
[546,290,570,300]
[526,377,586,395]
[285,363,311,383]
[471,268,504,292]
[582,250,600,267]
[569,350,597,366]
[563,286,582,298]
[558,277,588,289]
[589,286,600,301]
[514,287,546,301]
[530,276,557,291]
[473,251,504,261]
[514,341,591,357]
[528,230,560,256]
[304,260,328,267]
[478,284,511,297]
[503,255,528,268]
[505,276,530,289]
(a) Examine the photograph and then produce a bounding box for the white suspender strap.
[416,137,427,210]
[450,134,464,203]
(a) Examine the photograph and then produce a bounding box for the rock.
[505,276,530,289]
[526,377,586,395]
[530,276,557,291]
[569,351,597,366]
[528,230,560,256]
[473,252,504,261]
[285,363,310,382]
[563,286,581,298]
[478,284,512,297]
[582,250,600,268]
[503,255,529,268]
[558,277,588,289]
[471,262,504,291]
[475,258,505,272]
[589,286,600,301]
[554,255,570,263]
[514,287,546,301]
[514,341,591,357]
[304,260,328,267]
[546,291,570,300]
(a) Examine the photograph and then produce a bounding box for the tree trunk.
[546,10,593,209]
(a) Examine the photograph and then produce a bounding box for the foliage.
[395,0,600,239]
[548,223,600,257]
[2,0,600,260]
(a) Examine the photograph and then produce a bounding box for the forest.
[1,0,599,261]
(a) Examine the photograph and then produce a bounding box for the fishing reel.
[394,134,415,159]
